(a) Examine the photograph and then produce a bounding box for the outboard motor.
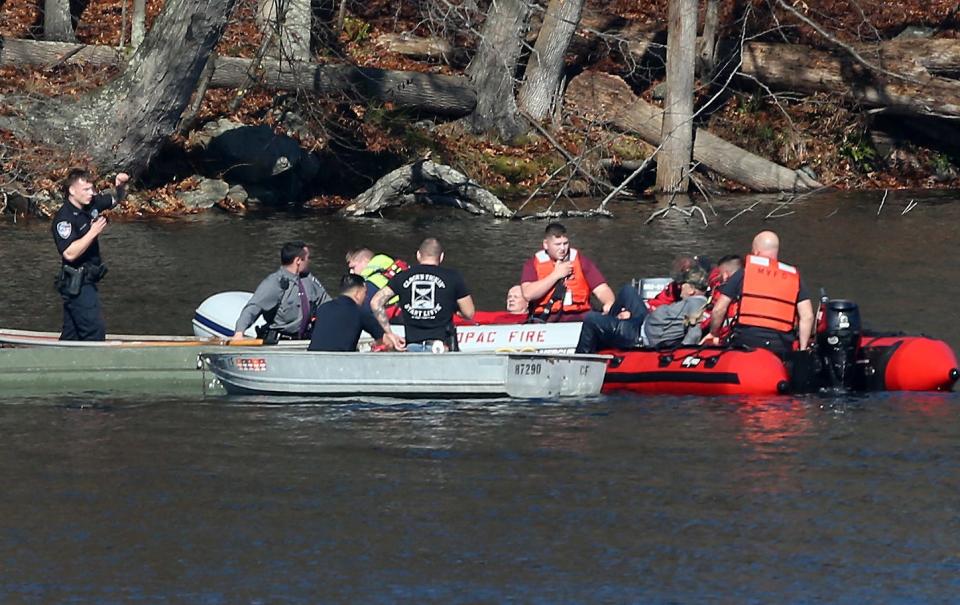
[816,299,862,391]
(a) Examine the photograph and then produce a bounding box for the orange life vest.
[531,248,592,316]
[736,254,800,333]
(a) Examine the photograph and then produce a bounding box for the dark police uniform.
[307,295,384,352]
[51,194,117,341]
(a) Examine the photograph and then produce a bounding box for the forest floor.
[2,0,960,218]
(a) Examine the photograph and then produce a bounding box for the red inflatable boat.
[601,346,790,396]
[601,335,958,396]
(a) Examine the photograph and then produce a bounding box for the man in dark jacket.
[309,274,385,352]
[52,168,129,341]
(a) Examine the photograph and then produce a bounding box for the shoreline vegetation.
[1,0,960,221]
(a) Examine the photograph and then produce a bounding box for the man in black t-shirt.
[51,168,129,341]
[308,274,384,352]
[370,238,475,352]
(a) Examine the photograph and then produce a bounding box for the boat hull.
[601,346,790,396]
[202,351,608,399]
[0,345,232,396]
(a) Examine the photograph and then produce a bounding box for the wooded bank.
[2,0,960,220]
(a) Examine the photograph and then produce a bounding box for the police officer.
[233,241,332,343]
[52,168,129,341]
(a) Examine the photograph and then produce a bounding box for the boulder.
[194,119,320,203]
[178,178,230,209]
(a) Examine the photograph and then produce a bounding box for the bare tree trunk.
[336,0,348,34]
[465,0,531,140]
[656,0,697,193]
[43,0,76,43]
[341,161,513,218]
[517,0,584,121]
[0,38,478,117]
[698,0,719,76]
[131,0,147,49]
[257,0,312,62]
[2,0,239,175]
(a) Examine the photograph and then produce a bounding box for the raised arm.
[521,261,570,302]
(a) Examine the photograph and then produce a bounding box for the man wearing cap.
[576,267,710,353]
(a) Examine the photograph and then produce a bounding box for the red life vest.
[736,254,800,333]
[531,248,592,316]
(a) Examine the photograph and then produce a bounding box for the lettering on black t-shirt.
[387,264,469,343]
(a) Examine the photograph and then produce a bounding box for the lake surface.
[1,190,958,602]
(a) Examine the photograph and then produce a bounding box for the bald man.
[371,237,475,352]
[703,231,814,357]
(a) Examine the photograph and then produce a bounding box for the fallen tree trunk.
[341,160,514,218]
[602,27,960,119]
[374,33,460,63]
[566,71,821,192]
[740,41,960,119]
[0,37,478,117]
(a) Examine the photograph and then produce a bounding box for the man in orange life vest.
[702,231,814,358]
[520,222,615,322]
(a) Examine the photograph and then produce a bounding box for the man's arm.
[796,299,814,350]
[592,283,615,314]
[371,285,405,350]
[359,308,385,341]
[520,261,571,302]
[94,173,130,210]
[233,278,279,338]
[62,218,107,262]
[701,294,732,343]
[456,295,475,320]
[312,279,332,307]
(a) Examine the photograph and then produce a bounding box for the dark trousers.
[60,283,106,341]
[729,329,794,359]
[576,284,649,353]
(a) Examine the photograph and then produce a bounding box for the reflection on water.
[1,191,959,602]
[2,394,958,602]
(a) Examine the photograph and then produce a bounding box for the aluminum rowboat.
[201,351,609,399]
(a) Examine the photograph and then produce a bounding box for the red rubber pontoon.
[858,335,959,392]
[600,335,958,395]
[601,346,790,396]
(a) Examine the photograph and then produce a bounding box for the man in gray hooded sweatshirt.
[576,267,709,353]
[233,241,331,342]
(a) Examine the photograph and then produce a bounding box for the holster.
[55,265,84,297]
[83,263,108,283]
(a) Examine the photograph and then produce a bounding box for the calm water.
[1,190,959,602]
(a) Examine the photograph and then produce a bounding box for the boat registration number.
[514,362,543,376]
[235,357,268,372]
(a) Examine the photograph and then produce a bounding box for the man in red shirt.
[520,223,615,322]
